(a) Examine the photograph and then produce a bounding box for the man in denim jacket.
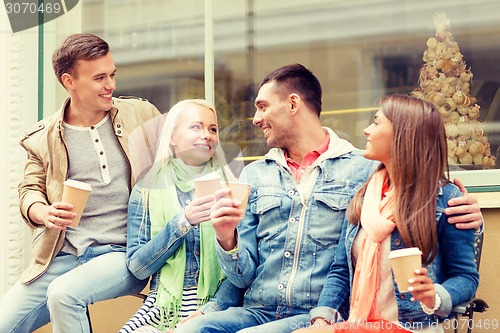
[175,64,483,333]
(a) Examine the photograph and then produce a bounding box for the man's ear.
[61,73,74,90]
[289,93,300,114]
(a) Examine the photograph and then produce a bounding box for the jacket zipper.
[286,201,308,306]
[59,121,70,179]
[285,165,319,307]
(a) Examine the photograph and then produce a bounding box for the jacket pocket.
[307,189,351,248]
[250,186,288,243]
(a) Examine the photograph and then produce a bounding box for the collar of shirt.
[285,133,330,181]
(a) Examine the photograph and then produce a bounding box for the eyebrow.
[190,120,218,128]
[92,69,117,79]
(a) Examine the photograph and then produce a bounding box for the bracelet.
[310,317,332,326]
[421,293,441,314]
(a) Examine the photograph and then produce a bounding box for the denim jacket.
[216,128,377,313]
[313,182,479,328]
[126,181,243,313]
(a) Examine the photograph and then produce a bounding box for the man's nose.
[252,110,261,126]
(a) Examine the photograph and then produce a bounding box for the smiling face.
[63,52,116,114]
[170,104,219,166]
[253,81,295,149]
[363,109,394,166]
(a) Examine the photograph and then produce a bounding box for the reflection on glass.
[82,0,500,170]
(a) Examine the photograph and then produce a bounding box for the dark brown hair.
[52,33,109,86]
[260,63,322,117]
[347,94,449,265]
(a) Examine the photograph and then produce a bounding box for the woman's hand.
[177,310,204,326]
[293,319,332,333]
[184,195,216,226]
[408,267,437,309]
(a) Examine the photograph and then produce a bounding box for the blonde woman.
[120,99,243,333]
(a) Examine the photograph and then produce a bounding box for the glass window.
[84,0,206,113]
[82,0,500,188]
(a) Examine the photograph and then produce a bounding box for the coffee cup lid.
[64,179,92,191]
[388,247,422,259]
[194,172,221,182]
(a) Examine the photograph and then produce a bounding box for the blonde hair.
[143,99,236,187]
[347,94,449,265]
[135,99,237,237]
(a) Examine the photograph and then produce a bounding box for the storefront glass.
[82,0,500,187]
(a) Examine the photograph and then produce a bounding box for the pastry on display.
[412,12,496,168]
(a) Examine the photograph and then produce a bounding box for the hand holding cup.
[210,183,251,250]
[61,179,92,227]
[388,247,422,292]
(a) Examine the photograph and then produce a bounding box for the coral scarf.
[349,168,396,322]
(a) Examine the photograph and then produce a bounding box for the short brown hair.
[260,63,322,117]
[52,33,109,86]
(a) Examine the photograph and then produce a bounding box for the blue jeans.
[0,245,147,333]
[174,306,310,333]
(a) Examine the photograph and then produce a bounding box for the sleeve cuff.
[309,306,344,324]
[198,301,220,314]
[217,231,239,256]
[421,292,441,314]
[432,283,452,317]
[176,211,192,234]
[22,198,48,228]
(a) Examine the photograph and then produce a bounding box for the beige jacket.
[18,96,162,284]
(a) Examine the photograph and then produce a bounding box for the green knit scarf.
[149,158,225,329]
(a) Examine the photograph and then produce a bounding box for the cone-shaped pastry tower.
[412,13,496,167]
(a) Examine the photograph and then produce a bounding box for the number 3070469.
[442,318,498,330]
[5,2,62,14]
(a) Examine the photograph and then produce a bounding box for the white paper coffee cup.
[193,172,221,197]
[221,182,251,213]
[62,179,92,227]
[388,247,422,292]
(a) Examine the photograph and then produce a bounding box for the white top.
[64,179,92,192]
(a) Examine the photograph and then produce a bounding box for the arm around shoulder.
[435,190,480,316]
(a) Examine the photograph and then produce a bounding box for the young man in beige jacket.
[0,33,162,333]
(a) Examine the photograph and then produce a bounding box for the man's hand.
[28,202,75,230]
[445,178,483,230]
[211,188,244,251]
